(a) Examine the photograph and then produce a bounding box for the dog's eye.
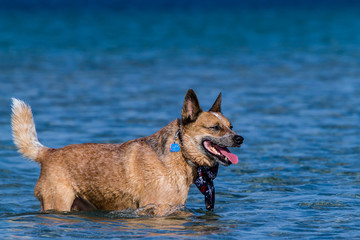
[229,125,233,130]
[210,125,221,131]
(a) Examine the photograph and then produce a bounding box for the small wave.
[108,204,190,218]
[298,201,349,209]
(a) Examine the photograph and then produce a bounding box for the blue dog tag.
[170,142,180,152]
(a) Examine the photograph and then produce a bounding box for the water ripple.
[1,6,360,239]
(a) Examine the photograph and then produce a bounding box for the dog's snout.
[233,135,244,145]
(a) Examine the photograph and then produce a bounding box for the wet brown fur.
[11,90,241,215]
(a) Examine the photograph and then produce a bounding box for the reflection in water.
[97,207,225,237]
[7,209,228,238]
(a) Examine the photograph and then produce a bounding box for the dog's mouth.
[202,140,239,166]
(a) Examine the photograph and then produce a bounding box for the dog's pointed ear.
[209,92,222,113]
[181,89,202,124]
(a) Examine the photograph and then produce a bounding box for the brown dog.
[11,89,243,215]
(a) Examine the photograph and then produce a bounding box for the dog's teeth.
[210,146,219,154]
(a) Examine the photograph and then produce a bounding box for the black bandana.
[194,163,219,211]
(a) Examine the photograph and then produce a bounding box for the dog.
[11,89,243,215]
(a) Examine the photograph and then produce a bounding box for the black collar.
[175,118,183,145]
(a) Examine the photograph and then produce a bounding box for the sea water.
[0,2,360,239]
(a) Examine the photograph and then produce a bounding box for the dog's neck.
[143,119,197,179]
[173,119,197,168]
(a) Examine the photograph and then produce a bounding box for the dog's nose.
[233,135,244,145]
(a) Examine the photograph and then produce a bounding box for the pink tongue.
[218,148,239,164]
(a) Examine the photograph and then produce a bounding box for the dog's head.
[180,89,244,167]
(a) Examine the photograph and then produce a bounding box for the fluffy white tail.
[11,98,46,162]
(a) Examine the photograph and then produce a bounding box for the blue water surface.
[0,2,360,239]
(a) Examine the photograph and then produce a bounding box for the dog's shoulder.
[141,119,179,156]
